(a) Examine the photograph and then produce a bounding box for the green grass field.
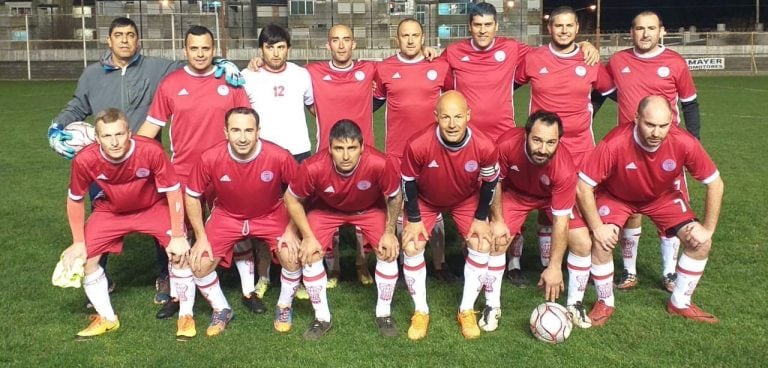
[1,77,767,366]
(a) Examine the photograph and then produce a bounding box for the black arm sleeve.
[591,89,616,117]
[373,98,386,112]
[681,99,701,140]
[474,177,498,221]
[402,179,421,222]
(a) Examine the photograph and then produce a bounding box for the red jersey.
[498,128,577,215]
[305,60,377,150]
[146,66,251,177]
[402,126,499,208]
[517,44,614,155]
[440,37,530,140]
[69,137,179,213]
[186,140,297,220]
[374,54,452,158]
[606,46,697,125]
[288,147,399,213]
[579,123,719,204]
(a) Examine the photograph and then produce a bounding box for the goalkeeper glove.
[48,122,75,160]
[213,57,245,87]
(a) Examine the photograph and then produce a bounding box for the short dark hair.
[329,119,363,146]
[397,18,423,34]
[258,23,291,48]
[468,2,497,23]
[548,6,577,25]
[109,17,139,37]
[184,25,214,47]
[225,107,260,128]
[525,110,563,138]
[632,10,664,28]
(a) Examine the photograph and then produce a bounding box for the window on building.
[437,3,468,15]
[389,0,412,15]
[438,24,467,38]
[290,0,313,15]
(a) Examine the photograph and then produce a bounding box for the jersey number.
[673,198,688,213]
[273,85,285,97]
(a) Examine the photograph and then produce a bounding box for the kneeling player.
[60,108,190,339]
[284,120,402,339]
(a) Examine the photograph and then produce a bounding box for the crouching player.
[283,120,402,340]
[60,108,189,340]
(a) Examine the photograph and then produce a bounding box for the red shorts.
[308,207,386,252]
[85,200,173,258]
[406,195,478,239]
[204,207,290,268]
[502,190,552,235]
[570,190,697,237]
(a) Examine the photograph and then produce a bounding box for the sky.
[543,0,765,32]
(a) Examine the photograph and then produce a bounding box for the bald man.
[574,95,723,326]
[401,91,504,340]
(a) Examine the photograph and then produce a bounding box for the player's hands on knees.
[466,219,493,247]
[278,228,301,264]
[592,223,620,252]
[538,266,564,302]
[247,57,264,72]
[189,236,214,272]
[490,220,511,252]
[299,236,322,265]
[402,221,429,249]
[166,236,191,266]
[62,242,87,270]
[679,222,713,250]
[377,231,400,262]
[578,41,601,66]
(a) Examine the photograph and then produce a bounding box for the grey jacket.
[55,50,184,132]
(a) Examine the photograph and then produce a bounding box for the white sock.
[621,227,641,275]
[83,267,116,321]
[171,266,196,316]
[303,260,331,322]
[233,240,256,296]
[538,226,552,267]
[459,248,489,312]
[592,261,615,307]
[277,268,301,307]
[403,251,428,314]
[660,236,680,276]
[507,234,523,270]
[374,259,398,317]
[671,254,708,308]
[195,271,230,311]
[566,252,591,306]
[484,254,506,308]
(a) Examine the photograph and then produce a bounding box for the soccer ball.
[63,121,96,152]
[529,302,572,344]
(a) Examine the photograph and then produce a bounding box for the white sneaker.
[567,301,592,329]
[478,306,501,332]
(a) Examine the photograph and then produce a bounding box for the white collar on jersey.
[632,44,666,59]
[99,138,136,164]
[183,65,216,77]
[328,60,355,72]
[633,124,662,153]
[396,52,425,64]
[435,125,472,151]
[470,37,497,52]
[548,42,580,58]
[227,139,263,163]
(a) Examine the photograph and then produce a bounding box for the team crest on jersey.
[494,50,506,62]
[357,180,372,190]
[260,170,274,182]
[662,159,677,172]
[464,160,478,172]
[135,168,150,178]
[575,66,587,77]
[354,71,366,81]
[540,174,551,186]
[598,205,611,216]
[657,66,671,78]
[426,69,438,81]
[217,85,230,96]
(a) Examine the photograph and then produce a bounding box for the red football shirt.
[517,44,614,155]
[288,147,399,213]
[440,37,530,140]
[579,123,719,204]
[306,60,377,150]
[69,137,180,214]
[186,140,297,219]
[146,66,251,177]
[497,128,577,215]
[401,126,499,208]
[606,46,697,125]
[374,54,452,158]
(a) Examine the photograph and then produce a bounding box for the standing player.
[401,91,503,340]
[59,108,190,339]
[183,107,298,339]
[578,96,722,326]
[600,11,703,292]
[284,120,402,339]
[137,25,256,318]
[509,6,613,287]
[373,18,454,281]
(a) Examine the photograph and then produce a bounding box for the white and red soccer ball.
[64,121,96,152]
[529,302,572,344]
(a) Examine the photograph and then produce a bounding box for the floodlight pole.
[595,0,601,49]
